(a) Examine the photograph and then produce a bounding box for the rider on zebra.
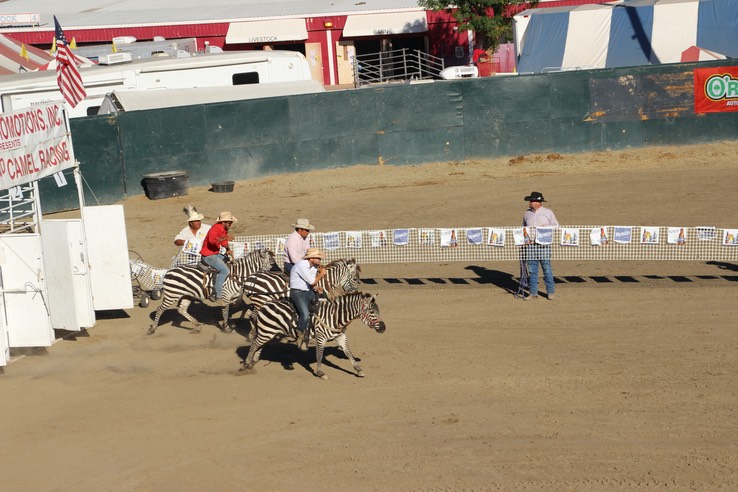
[200,211,237,306]
[283,218,315,275]
[289,247,326,351]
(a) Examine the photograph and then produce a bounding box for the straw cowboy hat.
[183,204,205,222]
[292,218,315,231]
[524,191,546,202]
[216,211,238,223]
[303,247,324,259]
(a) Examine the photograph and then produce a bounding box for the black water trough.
[211,181,235,193]
[141,170,189,200]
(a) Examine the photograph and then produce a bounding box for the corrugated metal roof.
[0,0,424,31]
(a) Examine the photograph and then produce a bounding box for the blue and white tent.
[513,0,738,73]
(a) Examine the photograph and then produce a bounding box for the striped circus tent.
[679,45,727,63]
[0,34,53,75]
[514,0,738,73]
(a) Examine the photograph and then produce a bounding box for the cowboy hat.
[524,191,546,202]
[183,204,204,222]
[216,211,238,223]
[292,218,315,231]
[303,247,324,259]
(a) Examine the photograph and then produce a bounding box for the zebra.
[240,291,385,379]
[147,249,276,335]
[240,258,361,323]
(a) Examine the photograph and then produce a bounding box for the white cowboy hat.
[292,218,315,231]
[303,247,324,259]
[183,204,204,222]
[216,211,238,223]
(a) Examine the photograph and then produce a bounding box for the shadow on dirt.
[360,261,738,289]
[234,342,359,377]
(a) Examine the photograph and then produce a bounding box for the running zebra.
[241,258,361,322]
[240,291,385,379]
[147,249,276,335]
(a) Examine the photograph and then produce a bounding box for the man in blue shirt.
[289,248,326,351]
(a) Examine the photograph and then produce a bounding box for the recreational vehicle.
[0,50,314,118]
[73,37,198,61]
[97,80,325,114]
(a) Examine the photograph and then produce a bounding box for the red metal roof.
[8,23,230,46]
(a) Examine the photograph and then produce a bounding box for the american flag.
[54,16,86,108]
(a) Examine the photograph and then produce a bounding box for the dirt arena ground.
[1,141,737,491]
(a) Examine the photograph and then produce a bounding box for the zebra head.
[233,248,277,279]
[256,248,277,271]
[328,258,361,292]
[359,292,385,333]
[343,258,361,291]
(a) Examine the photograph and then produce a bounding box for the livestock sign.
[0,101,74,190]
[694,66,738,114]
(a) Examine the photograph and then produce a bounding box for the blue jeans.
[202,254,229,298]
[290,289,316,334]
[527,259,555,296]
[283,262,294,276]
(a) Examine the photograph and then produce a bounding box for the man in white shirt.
[522,191,559,301]
[174,204,211,251]
[289,248,326,351]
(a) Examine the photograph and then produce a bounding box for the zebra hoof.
[190,326,201,334]
[316,370,327,380]
[356,370,365,378]
[146,326,156,336]
[222,324,233,334]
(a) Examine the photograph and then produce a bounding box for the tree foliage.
[418,0,537,52]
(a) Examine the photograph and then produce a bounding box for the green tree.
[418,0,537,52]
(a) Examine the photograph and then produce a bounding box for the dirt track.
[1,141,737,491]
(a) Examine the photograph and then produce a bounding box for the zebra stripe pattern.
[241,291,385,379]
[241,258,361,322]
[147,249,276,335]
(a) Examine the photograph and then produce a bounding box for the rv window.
[233,72,260,85]
[87,106,101,116]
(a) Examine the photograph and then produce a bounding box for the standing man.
[174,204,211,248]
[522,191,559,301]
[200,211,237,305]
[283,218,315,275]
[289,248,326,351]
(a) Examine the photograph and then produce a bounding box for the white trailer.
[97,79,325,114]
[0,50,314,118]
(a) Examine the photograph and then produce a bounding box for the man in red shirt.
[200,211,237,304]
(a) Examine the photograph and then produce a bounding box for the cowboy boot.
[298,320,312,352]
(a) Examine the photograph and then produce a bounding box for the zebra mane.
[330,291,367,302]
[244,248,274,258]
[325,257,360,272]
[233,248,275,267]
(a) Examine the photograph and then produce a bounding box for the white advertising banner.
[0,101,75,191]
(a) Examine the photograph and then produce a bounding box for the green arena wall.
[38,59,738,213]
